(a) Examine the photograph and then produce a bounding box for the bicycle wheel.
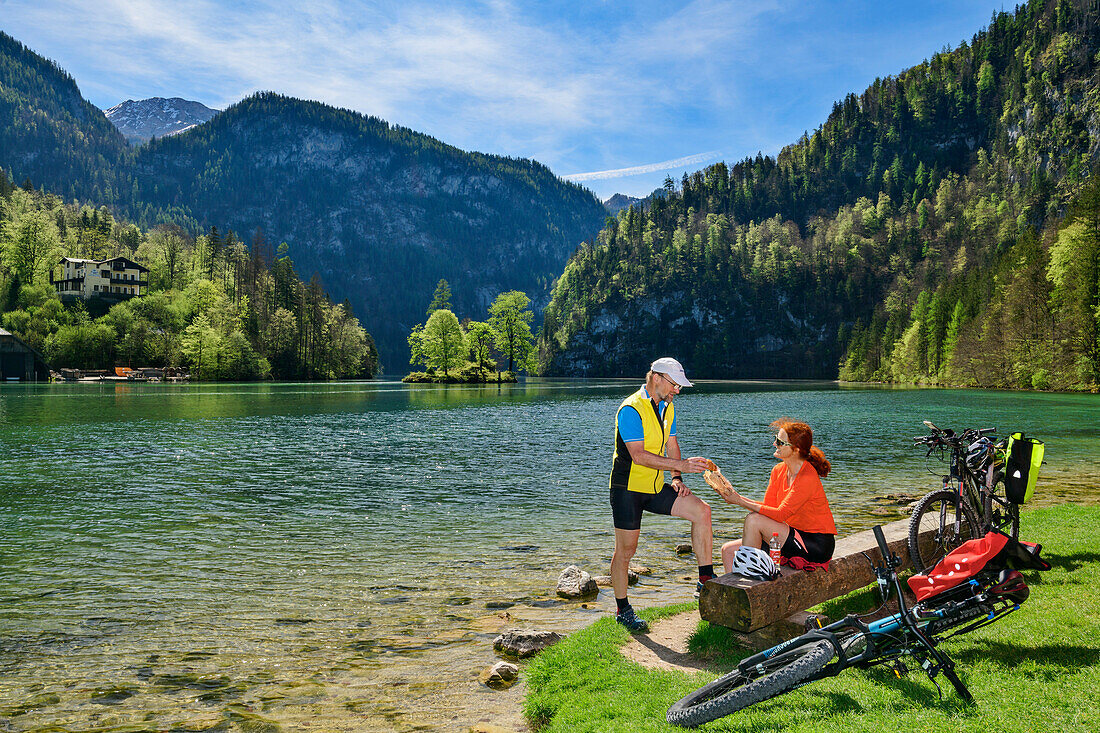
[908,489,981,574]
[667,639,834,728]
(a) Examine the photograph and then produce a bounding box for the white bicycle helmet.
[729,546,779,581]
[966,437,994,472]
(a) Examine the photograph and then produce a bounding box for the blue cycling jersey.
[618,387,677,442]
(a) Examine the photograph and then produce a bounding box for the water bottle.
[769,532,782,565]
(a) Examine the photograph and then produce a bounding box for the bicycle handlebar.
[913,423,997,449]
[873,525,888,562]
[872,524,901,571]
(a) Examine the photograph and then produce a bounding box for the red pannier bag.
[908,530,1050,602]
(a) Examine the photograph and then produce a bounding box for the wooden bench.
[699,518,931,639]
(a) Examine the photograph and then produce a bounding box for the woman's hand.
[704,469,737,503]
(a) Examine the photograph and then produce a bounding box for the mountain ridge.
[0,31,607,367]
[538,0,1100,391]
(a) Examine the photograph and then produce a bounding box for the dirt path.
[619,610,714,673]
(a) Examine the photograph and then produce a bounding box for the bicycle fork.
[902,603,972,704]
[895,578,974,703]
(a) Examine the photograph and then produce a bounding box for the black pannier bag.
[1004,432,1044,504]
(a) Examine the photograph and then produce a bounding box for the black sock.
[616,596,630,612]
[699,564,714,579]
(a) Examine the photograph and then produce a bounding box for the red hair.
[772,418,831,478]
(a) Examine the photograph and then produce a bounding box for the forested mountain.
[126,94,605,367]
[104,97,219,144]
[539,0,1100,390]
[0,32,128,204]
[0,32,607,368]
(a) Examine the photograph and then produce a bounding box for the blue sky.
[3,1,1006,200]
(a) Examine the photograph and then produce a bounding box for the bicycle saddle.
[988,569,1029,604]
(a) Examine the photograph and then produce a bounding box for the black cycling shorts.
[610,483,679,531]
[766,529,835,563]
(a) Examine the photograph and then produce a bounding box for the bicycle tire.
[908,489,981,574]
[666,639,834,728]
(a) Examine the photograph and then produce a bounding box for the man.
[609,357,714,633]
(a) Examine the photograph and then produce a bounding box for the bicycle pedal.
[893,660,908,678]
[803,614,826,631]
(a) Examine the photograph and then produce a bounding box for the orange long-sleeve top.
[758,461,837,535]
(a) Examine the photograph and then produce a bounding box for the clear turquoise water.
[1,379,1098,731]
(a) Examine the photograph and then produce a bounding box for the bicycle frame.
[736,527,1023,702]
[667,523,1039,727]
[942,441,1017,536]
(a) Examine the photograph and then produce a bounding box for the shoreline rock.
[592,569,638,587]
[556,566,598,598]
[493,629,563,659]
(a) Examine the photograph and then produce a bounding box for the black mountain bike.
[667,526,1043,728]
[907,420,1019,574]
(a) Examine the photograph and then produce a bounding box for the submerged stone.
[478,661,519,690]
[151,672,232,691]
[90,686,137,704]
[1,692,60,717]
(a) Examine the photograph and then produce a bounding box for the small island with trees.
[403,279,536,383]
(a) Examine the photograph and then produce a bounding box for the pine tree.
[426,279,452,316]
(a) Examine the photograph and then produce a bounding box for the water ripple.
[2,379,1099,731]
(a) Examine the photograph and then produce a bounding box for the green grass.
[523,504,1100,732]
[685,575,911,666]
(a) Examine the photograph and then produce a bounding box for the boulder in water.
[493,629,563,658]
[556,565,598,598]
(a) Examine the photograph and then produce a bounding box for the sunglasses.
[773,435,792,447]
[657,372,681,390]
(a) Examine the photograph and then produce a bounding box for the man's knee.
[677,496,711,524]
[743,511,764,531]
[614,539,639,559]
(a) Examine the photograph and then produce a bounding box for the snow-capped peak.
[103,97,219,144]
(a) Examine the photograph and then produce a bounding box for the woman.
[719,419,836,573]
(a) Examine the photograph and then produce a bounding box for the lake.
[2,379,1098,731]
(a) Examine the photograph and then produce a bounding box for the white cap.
[650,357,693,387]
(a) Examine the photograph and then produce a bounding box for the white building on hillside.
[51,257,149,302]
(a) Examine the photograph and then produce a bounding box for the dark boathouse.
[0,328,49,381]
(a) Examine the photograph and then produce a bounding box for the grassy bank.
[524,504,1100,731]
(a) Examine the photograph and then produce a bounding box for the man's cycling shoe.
[694,575,716,598]
[615,606,649,633]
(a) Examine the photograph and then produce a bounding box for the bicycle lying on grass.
[667,525,1049,728]
[907,421,1043,574]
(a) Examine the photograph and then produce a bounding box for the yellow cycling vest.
[609,387,675,494]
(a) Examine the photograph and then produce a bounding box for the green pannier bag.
[1004,432,1044,504]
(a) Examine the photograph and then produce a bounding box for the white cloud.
[564,151,723,182]
[1,0,1008,200]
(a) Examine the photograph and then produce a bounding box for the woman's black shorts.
[763,530,835,563]
[610,484,678,531]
